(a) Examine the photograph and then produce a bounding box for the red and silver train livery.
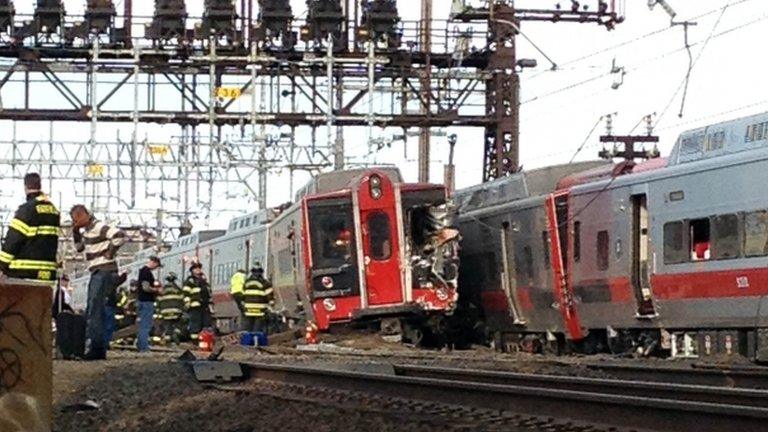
[271,168,459,337]
[456,111,768,361]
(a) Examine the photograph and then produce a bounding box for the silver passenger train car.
[70,213,272,333]
[457,111,768,361]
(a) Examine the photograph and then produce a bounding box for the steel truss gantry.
[0,0,622,239]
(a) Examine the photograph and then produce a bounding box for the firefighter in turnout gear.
[229,268,247,329]
[114,286,130,326]
[0,173,60,284]
[184,262,212,342]
[241,263,274,333]
[157,272,185,345]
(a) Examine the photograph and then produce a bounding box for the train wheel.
[607,330,635,355]
[578,330,608,355]
[379,318,402,336]
[402,322,424,346]
[490,331,503,352]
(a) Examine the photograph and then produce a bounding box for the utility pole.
[453,1,623,181]
[599,114,660,162]
[418,0,432,183]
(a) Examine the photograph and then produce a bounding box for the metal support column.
[418,0,432,183]
[483,4,519,181]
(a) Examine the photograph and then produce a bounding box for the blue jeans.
[137,301,155,352]
[103,305,117,349]
[85,270,117,359]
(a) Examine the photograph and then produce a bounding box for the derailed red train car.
[270,168,459,342]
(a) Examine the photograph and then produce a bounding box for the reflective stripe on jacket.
[158,282,185,319]
[183,275,210,309]
[243,275,273,317]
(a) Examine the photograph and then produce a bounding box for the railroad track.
[242,361,768,432]
[393,364,768,408]
[584,362,768,389]
[267,344,768,389]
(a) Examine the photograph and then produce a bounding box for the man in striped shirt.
[70,204,127,360]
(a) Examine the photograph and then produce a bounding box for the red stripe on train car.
[651,268,768,299]
[480,285,534,313]
[480,291,508,313]
[608,278,633,303]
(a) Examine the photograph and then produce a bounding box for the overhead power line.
[521,11,768,106]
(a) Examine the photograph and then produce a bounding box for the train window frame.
[663,221,687,264]
[597,230,610,271]
[367,212,392,261]
[712,213,741,260]
[744,210,768,257]
[573,221,581,263]
[689,218,711,261]
[522,245,535,282]
[307,200,355,269]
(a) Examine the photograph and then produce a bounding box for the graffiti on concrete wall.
[0,298,46,394]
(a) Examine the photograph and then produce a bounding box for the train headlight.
[321,276,334,289]
[369,175,382,199]
[323,298,337,312]
[436,287,449,301]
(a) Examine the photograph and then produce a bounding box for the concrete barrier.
[0,280,52,432]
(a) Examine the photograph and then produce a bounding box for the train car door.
[357,173,404,306]
[631,194,656,317]
[546,192,584,340]
[500,222,526,325]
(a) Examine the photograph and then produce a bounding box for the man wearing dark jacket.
[0,173,59,285]
[183,262,212,342]
[136,256,162,352]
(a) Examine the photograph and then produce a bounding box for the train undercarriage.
[488,326,768,363]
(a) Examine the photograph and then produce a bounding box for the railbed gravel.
[54,349,642,432]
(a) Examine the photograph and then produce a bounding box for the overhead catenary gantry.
[0,0,624,238]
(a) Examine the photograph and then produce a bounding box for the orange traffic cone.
[305,321,318,345]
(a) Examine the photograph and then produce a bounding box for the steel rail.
[243,362,768,432]
[584,362,768,389]
[393,364,768,408]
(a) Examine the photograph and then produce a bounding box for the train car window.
[689,218,711,261]
[517,245,535,283]
[368,212,392,260]
[712,214,740,260]
[308,203,354,269]
[597,231,610,270]
[663,222,687,263]
[277,244,294,275]
[541,231,550,266]
[744,210,768,257]
[573,221,581,262]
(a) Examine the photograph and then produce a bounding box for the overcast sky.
[0,0,763,232]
